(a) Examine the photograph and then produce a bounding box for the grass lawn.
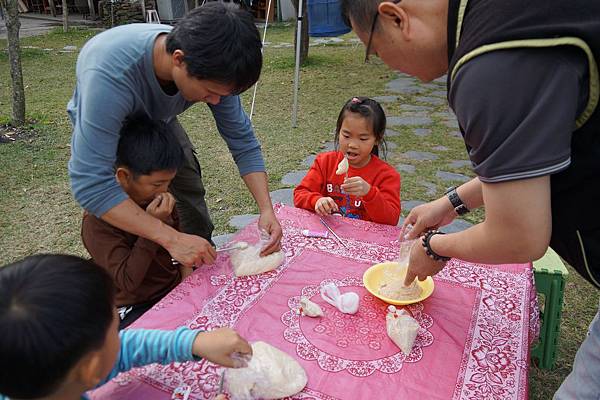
[1,23,598,399]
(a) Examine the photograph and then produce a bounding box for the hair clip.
[351,97,361,104]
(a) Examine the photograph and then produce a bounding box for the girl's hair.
[334,96,387,158]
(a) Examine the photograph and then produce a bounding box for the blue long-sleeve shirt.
[67,23,265,217]
[0,327,201,400]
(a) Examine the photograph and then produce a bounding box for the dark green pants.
[167,119,214,242]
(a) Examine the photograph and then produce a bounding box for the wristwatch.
[445,186,470,216]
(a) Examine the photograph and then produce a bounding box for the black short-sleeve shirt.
[449,46,589,183]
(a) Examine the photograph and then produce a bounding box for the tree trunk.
[291,0,309,65]
[5,0,26,126]
[62,0,69,32]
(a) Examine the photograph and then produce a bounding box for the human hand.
[401,197,456,240]
[146,192,176,225]
[192,327,253,368]
[166,232,216,267]
[404,238,447,286]
[258,209,282,256]
[315,197,339,216]
[341,176,371,197]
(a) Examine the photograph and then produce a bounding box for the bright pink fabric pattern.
[90,205,538,400]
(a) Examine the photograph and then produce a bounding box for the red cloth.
[294,151,401,225]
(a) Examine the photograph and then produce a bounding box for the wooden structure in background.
[251,0,274,21]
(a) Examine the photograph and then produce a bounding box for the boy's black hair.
[335,96,388,158]
[0,254,115,398]
[340,0,383,33]
[116,116,184,177]
[166,1,263,95]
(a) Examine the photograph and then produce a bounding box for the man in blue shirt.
[68,2,282,267]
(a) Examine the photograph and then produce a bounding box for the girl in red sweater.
[294,97,401,225]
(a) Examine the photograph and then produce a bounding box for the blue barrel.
[307,0,351,37]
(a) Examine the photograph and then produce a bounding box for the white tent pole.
[249,0,272,120]
[291,0,303,127]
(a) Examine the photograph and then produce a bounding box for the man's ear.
[171,49,186,68]
[378,1,410,36]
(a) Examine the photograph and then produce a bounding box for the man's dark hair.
[340,0,383,33]
[0,254,115,398]
[116,117,184,177]
[166,1,263,94]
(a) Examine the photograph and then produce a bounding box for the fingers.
[234,337,253,359]
[404,266,418,286]
[259,235,282,257]
[163,192,176,211]
[315,198,336,216]
[146,195,161,211]
[201,244,217,265]
[400,214,418,239]
[330,200,339,212]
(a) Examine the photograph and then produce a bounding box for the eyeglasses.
[364,0,402,63]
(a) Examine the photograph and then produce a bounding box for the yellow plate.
[363,262,435,305]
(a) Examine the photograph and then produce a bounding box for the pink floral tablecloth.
[90,204,539,400]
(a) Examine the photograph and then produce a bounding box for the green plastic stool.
[531,247,568,369]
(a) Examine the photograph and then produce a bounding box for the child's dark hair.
[166,1,262,95]
[116,116,184,177]
[0,254,115,398]
[335,96,387,158]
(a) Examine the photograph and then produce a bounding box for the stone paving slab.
[387,116,433,127]
[373,95,399,103]
[421,181,438,196]
[270,188,294,205]
[443,119,460,129]
[431,90,448,98]
[229,214,259,230]
[436,171,471,183]
[302,154,316,167]
[385,129,401,137]
[396,164,416,173]
[433,111,456,119]
[433,75,448,84]
[321,141,336,152]
[448,160,472,168]
[401,105,435,112]
[386,78,418,92]
[402,200,426,212]
[415,96,447,106]
[385,141,398,150]
[403,151,439,161]
[440,219,474,233]
[213,233,236,247]
[386,85,422,94]
[448,131,463,138]
[432,145,449,151]
[281,170,308,186]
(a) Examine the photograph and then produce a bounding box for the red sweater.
[294,151,401,225]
